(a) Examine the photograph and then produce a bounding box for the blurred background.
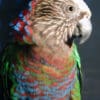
[0,0,99,100]
[79,0,100,100]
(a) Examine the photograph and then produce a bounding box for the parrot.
[0,0,92,100]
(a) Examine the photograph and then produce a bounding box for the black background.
[0,0,100,100]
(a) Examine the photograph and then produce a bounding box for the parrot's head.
[29,0,92,47]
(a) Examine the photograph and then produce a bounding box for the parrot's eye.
[67,5,75,12]
[69,6,74,11]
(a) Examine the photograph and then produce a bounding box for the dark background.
[0,0,99,100]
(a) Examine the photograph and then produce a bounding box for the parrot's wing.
[73,43,82,87]
[0,45,12,99]
[0,43,21,99]
[69,43,82,100]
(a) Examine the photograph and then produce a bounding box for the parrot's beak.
[76,17,92,44]
[73,0,92,44]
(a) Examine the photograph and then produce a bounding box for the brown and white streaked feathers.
[28,0,92,49]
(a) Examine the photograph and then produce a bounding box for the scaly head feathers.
[11,0,92,47]
[28,0,92,46]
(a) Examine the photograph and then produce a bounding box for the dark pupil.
[69,6,74,11]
